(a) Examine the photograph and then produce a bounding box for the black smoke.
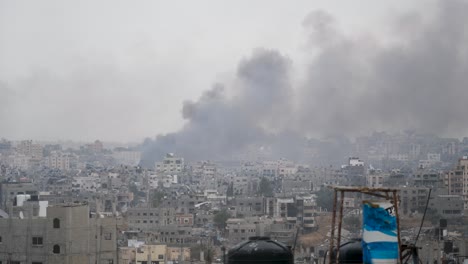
[140,49,296,166]
[141,0,468,165]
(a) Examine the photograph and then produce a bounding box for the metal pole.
[328,189,338,264]
[222,246,226,264]
[393,190,402,264]
[437,228,440,264]
[336,191,345,264]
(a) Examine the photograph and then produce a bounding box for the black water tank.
[227,236,294,264]
[326,239,363,264]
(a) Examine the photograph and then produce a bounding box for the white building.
[8,154,30,170]
[155,153,184,173]
[112,150,141,166]
[419,153,442,168]
[348,157,364,167]
[389,154,409,162]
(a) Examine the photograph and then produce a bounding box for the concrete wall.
[0,204,117,264]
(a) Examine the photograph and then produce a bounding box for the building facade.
[0,204,117,264]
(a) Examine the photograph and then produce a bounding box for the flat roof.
[329,186,400,192]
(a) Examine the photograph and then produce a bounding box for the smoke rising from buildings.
[141,0,468,165]
[298,1,468,137]
[140,49,295,165]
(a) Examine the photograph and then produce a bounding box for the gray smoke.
[299,1,468,137]
[140,49,294,165]
[141,0,468,165]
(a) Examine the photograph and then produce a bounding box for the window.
[32,236,43,246]
[104,233,112,240]
[53,218,60,228]
[158,254,164,259]
[32,262,43,264]
[53,244,60,254]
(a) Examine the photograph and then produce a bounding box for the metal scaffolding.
[327,186,401,264]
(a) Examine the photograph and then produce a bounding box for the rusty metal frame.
[327,186,401,264]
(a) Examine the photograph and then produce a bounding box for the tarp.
[362,201,399,264]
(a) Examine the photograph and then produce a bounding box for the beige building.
[166,246,191,262]
[119,247,137,264]
[135,244,167,264]
[44,151,72,171]
[0,203,118,264]
[446,157,468,210]
[16,140,43,160]
[120,244,176,264]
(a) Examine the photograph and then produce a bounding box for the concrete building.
[341,157,366,186]
[259,161,277,178]
[281,179,313,195]
[112,149,141,166]
[86,140,104,153]
[45,178,72,195]
[446,157,468,210]
[400,187,430,215]
[127,207,177,232]
[72,176,99,193]
[413,169,443,187]
[135,244,167,264]
[302,198,317,233]
[278,164,297,178]
[225,218,260,245]
[366,170,385,188]
[44,151,72,171]
[119,247,137,264]
[192,161,217,182]
[0,203,118,264]
[231,197,264,217]
[155,153,184,174]
[157,226,195,244]
[0,181,38,210]
[432,195,463,218]
[16,140,43,160]
[166,246,191,262]
[8,154,31,170]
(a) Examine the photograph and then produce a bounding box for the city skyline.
[4,0,462,143]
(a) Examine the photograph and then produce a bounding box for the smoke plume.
[141,0,468,165]
[299,1,468,137]
[140,49,294,165]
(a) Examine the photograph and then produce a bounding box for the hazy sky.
[0,0,438,142]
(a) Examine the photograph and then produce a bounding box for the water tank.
[227,236,294,264]
[325,239,363,264]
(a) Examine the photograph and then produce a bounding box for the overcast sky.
[0,0,439,142]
